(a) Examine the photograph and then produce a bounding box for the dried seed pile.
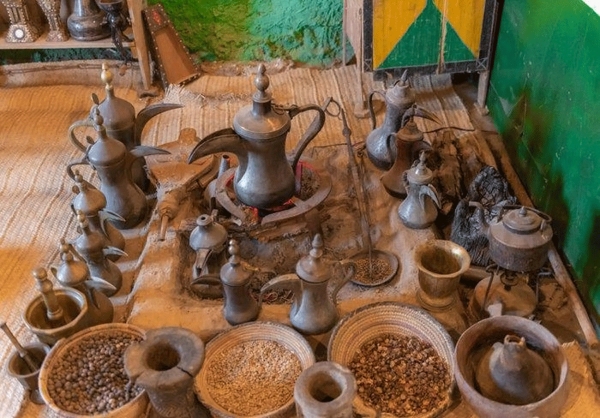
[348,334,451,416]
[353,257,393,285]
[205,339,302,415]
[46,331,143,414]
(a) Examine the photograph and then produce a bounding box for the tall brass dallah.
[188,64,327,209]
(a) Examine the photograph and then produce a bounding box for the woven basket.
[327,302,455,418]
[194,321,315,418]
[38,323,148,418]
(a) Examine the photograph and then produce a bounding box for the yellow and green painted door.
[363,0,500,75]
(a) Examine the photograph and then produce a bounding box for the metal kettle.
[398,152,441,229]
[187,64,326,209]
[469,203,553,272]
[260,234,355,335]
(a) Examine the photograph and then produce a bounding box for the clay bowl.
[454,315,569,418]
[195,321,315,418]
[348,249,400,287]
[38,323,148,418]
[328,301,456,417]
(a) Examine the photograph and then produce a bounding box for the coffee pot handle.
[66,160,91,181]
[68,118,94,152]
[288,102,327,171]
[368,90,385,130]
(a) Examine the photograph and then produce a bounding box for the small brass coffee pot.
[219,240,260,325]
[398,152,441,229]
[260,234,355,335]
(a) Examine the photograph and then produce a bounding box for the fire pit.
[214,158,331,230]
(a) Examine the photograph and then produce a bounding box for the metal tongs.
[325,98,375,275]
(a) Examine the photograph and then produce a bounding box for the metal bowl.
[347,249,399,287]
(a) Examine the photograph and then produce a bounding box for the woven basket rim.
[327,301,456,418]
[38,323,147,417]
[195,321,315,418]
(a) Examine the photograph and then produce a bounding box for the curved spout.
[419,184,441,209]
[331,261,355,304]
[402,105,442,126]
[187,128,247,172]
[468,201,489,232]
[134,103,183,146]
[259,273,302,308]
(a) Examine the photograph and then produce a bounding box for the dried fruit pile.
[348,333,451,416]
[46,331,143,414]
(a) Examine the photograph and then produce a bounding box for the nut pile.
[46,331,143,414]
[348,333,451,416]
[205,339,302,415]
[353,257,393,285]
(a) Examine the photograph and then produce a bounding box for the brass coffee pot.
[397,152,441,229]
[188,64,327,209]
[219,240,260,325]
[69,63,181,191]
[365,75,439,170]
[68,108,169,229]
[260,234,355,335]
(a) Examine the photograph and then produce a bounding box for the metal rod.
[0,322,40,372]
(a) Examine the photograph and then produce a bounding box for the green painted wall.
[150,0,343,65]
[487,0,600,329]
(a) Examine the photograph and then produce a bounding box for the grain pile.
[205,339,302,415]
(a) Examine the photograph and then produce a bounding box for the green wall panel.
[487,0,600,329]
[149,0,343,65]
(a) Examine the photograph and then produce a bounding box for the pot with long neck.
[187,64,326,210]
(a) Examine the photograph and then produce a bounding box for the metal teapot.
[398,152,441,229]
[469,202,553,272]
[68,108,169,229]
[69,63,181,191]
[260,234,355,335]
[187,64,326,209]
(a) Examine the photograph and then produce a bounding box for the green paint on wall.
[487,0,600,329]
[149,0,343,65]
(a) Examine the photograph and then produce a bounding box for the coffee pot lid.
[189,214,228,251]
[386,72,415,107]
[232,64,291,141]
[406,152,433,185]
[87,108,127,166]
[71,170,107,215]
[220,240,252,286]
[94,63,135,131]
[502,206,543,234]
[53,240,90,288]
[397,117,424,143]
[296,234,331,283]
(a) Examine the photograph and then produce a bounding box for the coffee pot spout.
[188,128,246,171]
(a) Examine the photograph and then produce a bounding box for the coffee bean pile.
[353,257,393,285]
[348,333,451,416]
[46,331,143,415]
